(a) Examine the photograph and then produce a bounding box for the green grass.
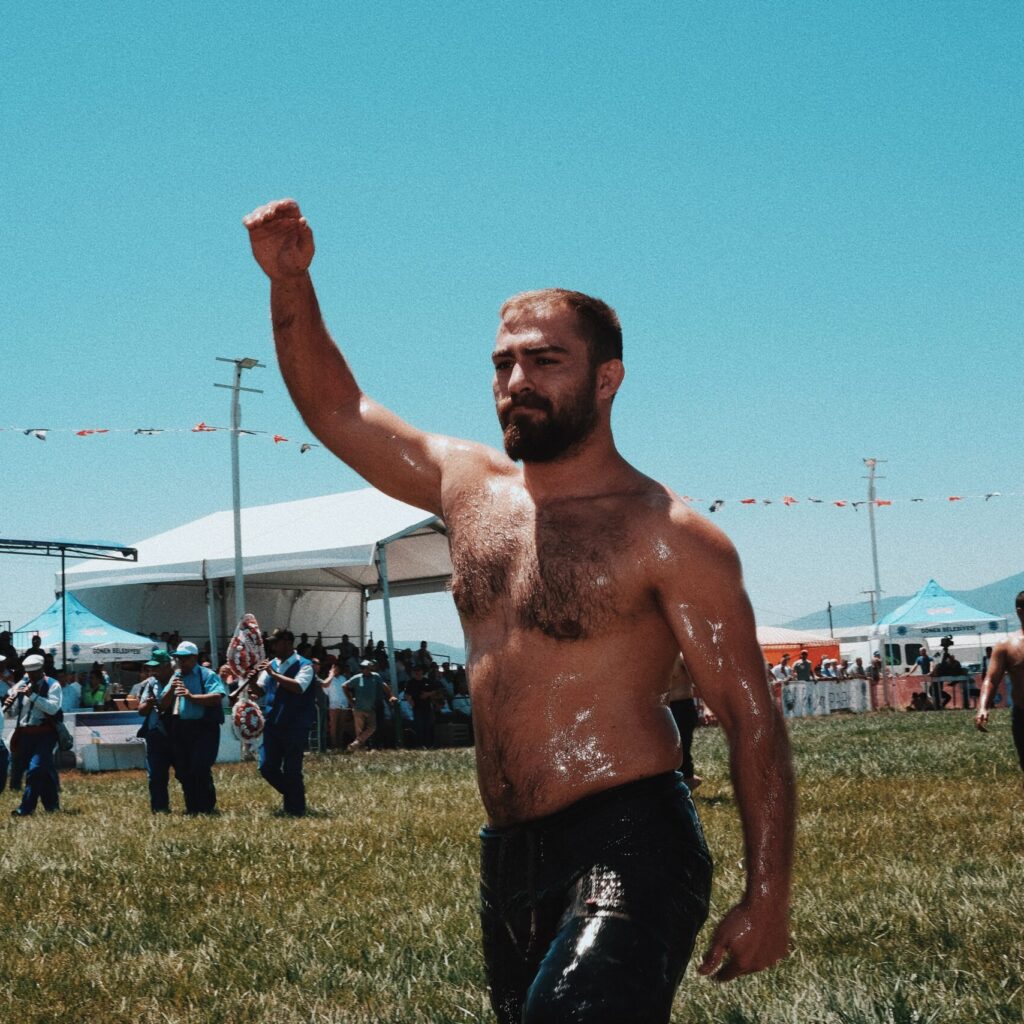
[0,710,1021,1023]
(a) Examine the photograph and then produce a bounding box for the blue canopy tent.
[15,593,156,664]
[873,579,1007,640]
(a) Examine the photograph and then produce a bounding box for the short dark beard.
[499,370,599,463]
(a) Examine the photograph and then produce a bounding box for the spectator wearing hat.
[343,660,398,751]
[771,653,792,682]
[159,641,228,815]
[136,650,175,813]
[254,629,316,816]
[4,654,63,817]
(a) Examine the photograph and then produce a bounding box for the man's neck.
[520,430,634,502]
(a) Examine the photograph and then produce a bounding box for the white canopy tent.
[61,488,453,663]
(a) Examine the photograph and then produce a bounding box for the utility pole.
[215,357,264,623]
[860,589,877,623]
[862,458,886,616]
[827,601,834,638]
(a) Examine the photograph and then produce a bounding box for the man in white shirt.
[323,661,354,751]
[4,654,63,816]
[772,654,793,682]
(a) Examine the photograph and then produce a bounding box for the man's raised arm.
[244,199,475,516]
[655,512,795,983]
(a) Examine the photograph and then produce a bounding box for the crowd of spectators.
[0,628,472,751]
[766,650,872,685]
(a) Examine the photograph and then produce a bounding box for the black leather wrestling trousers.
[480,771,713,1024]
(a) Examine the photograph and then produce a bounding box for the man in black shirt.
[405,664,442,748]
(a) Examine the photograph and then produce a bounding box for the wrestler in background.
[668,654,702,790]
[245,199,795,1023]
[975,591,1024,775]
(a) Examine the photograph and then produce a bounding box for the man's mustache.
[502,394,552,413]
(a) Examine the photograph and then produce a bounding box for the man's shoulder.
[442,440,513,483]
[631,483,741,572]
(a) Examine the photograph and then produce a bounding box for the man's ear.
[596,359,624,401]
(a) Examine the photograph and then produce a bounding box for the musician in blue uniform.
[136,649,175,813]
[255,628,316,817]
[160,642,228,815]
[4,654,63,816]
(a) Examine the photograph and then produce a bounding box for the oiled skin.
[445,474,689,824]
[244,198,794,981]
[976,604,1024,731]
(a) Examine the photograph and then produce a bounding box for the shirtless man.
[244,198,795,1023]
[975,591,1024,775]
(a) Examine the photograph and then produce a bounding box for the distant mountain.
[782,571,1024,631]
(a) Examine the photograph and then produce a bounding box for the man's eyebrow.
[491,343,570,362]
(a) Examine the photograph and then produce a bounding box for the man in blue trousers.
[5,654,63,817]
[255,628,316,817]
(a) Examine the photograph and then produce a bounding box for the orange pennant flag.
[875,499,892,507]
[740,498,757,505]
[782,496,798,506]
[948,495,964,502]
[75,429,110,437]
[272,434,288,444]
[192,422,217,432]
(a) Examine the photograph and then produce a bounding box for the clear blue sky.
[2,2,1021,646]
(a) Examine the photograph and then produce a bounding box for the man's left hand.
[698,899,790,982]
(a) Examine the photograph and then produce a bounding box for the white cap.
[173,641,200,658]
[23,654,45,672]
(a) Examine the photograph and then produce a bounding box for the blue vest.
[265,656,316,730]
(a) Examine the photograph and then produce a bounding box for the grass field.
[0,710,1021,1024]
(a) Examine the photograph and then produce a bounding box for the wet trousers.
[480,772,712,1024]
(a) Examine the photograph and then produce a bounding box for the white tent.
[756,625,835,648]
[62,488,452,657]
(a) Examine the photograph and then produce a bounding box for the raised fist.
[243,199,315,280]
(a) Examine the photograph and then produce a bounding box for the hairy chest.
[446,491,640,640]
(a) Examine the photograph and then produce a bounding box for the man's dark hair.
[500,288,622,367]
[1016,590,1024,607]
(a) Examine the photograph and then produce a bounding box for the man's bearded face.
[498,364,599,463]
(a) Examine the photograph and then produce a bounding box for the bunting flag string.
[0,424,1018,504]
[681,491,1018,512]
[1,423,321,454]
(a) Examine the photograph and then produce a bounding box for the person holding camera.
[3,654,63,816]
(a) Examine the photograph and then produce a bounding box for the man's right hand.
[243,199,315,280]
[975,708,989,732]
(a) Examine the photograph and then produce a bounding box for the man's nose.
[507,362,532,393]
